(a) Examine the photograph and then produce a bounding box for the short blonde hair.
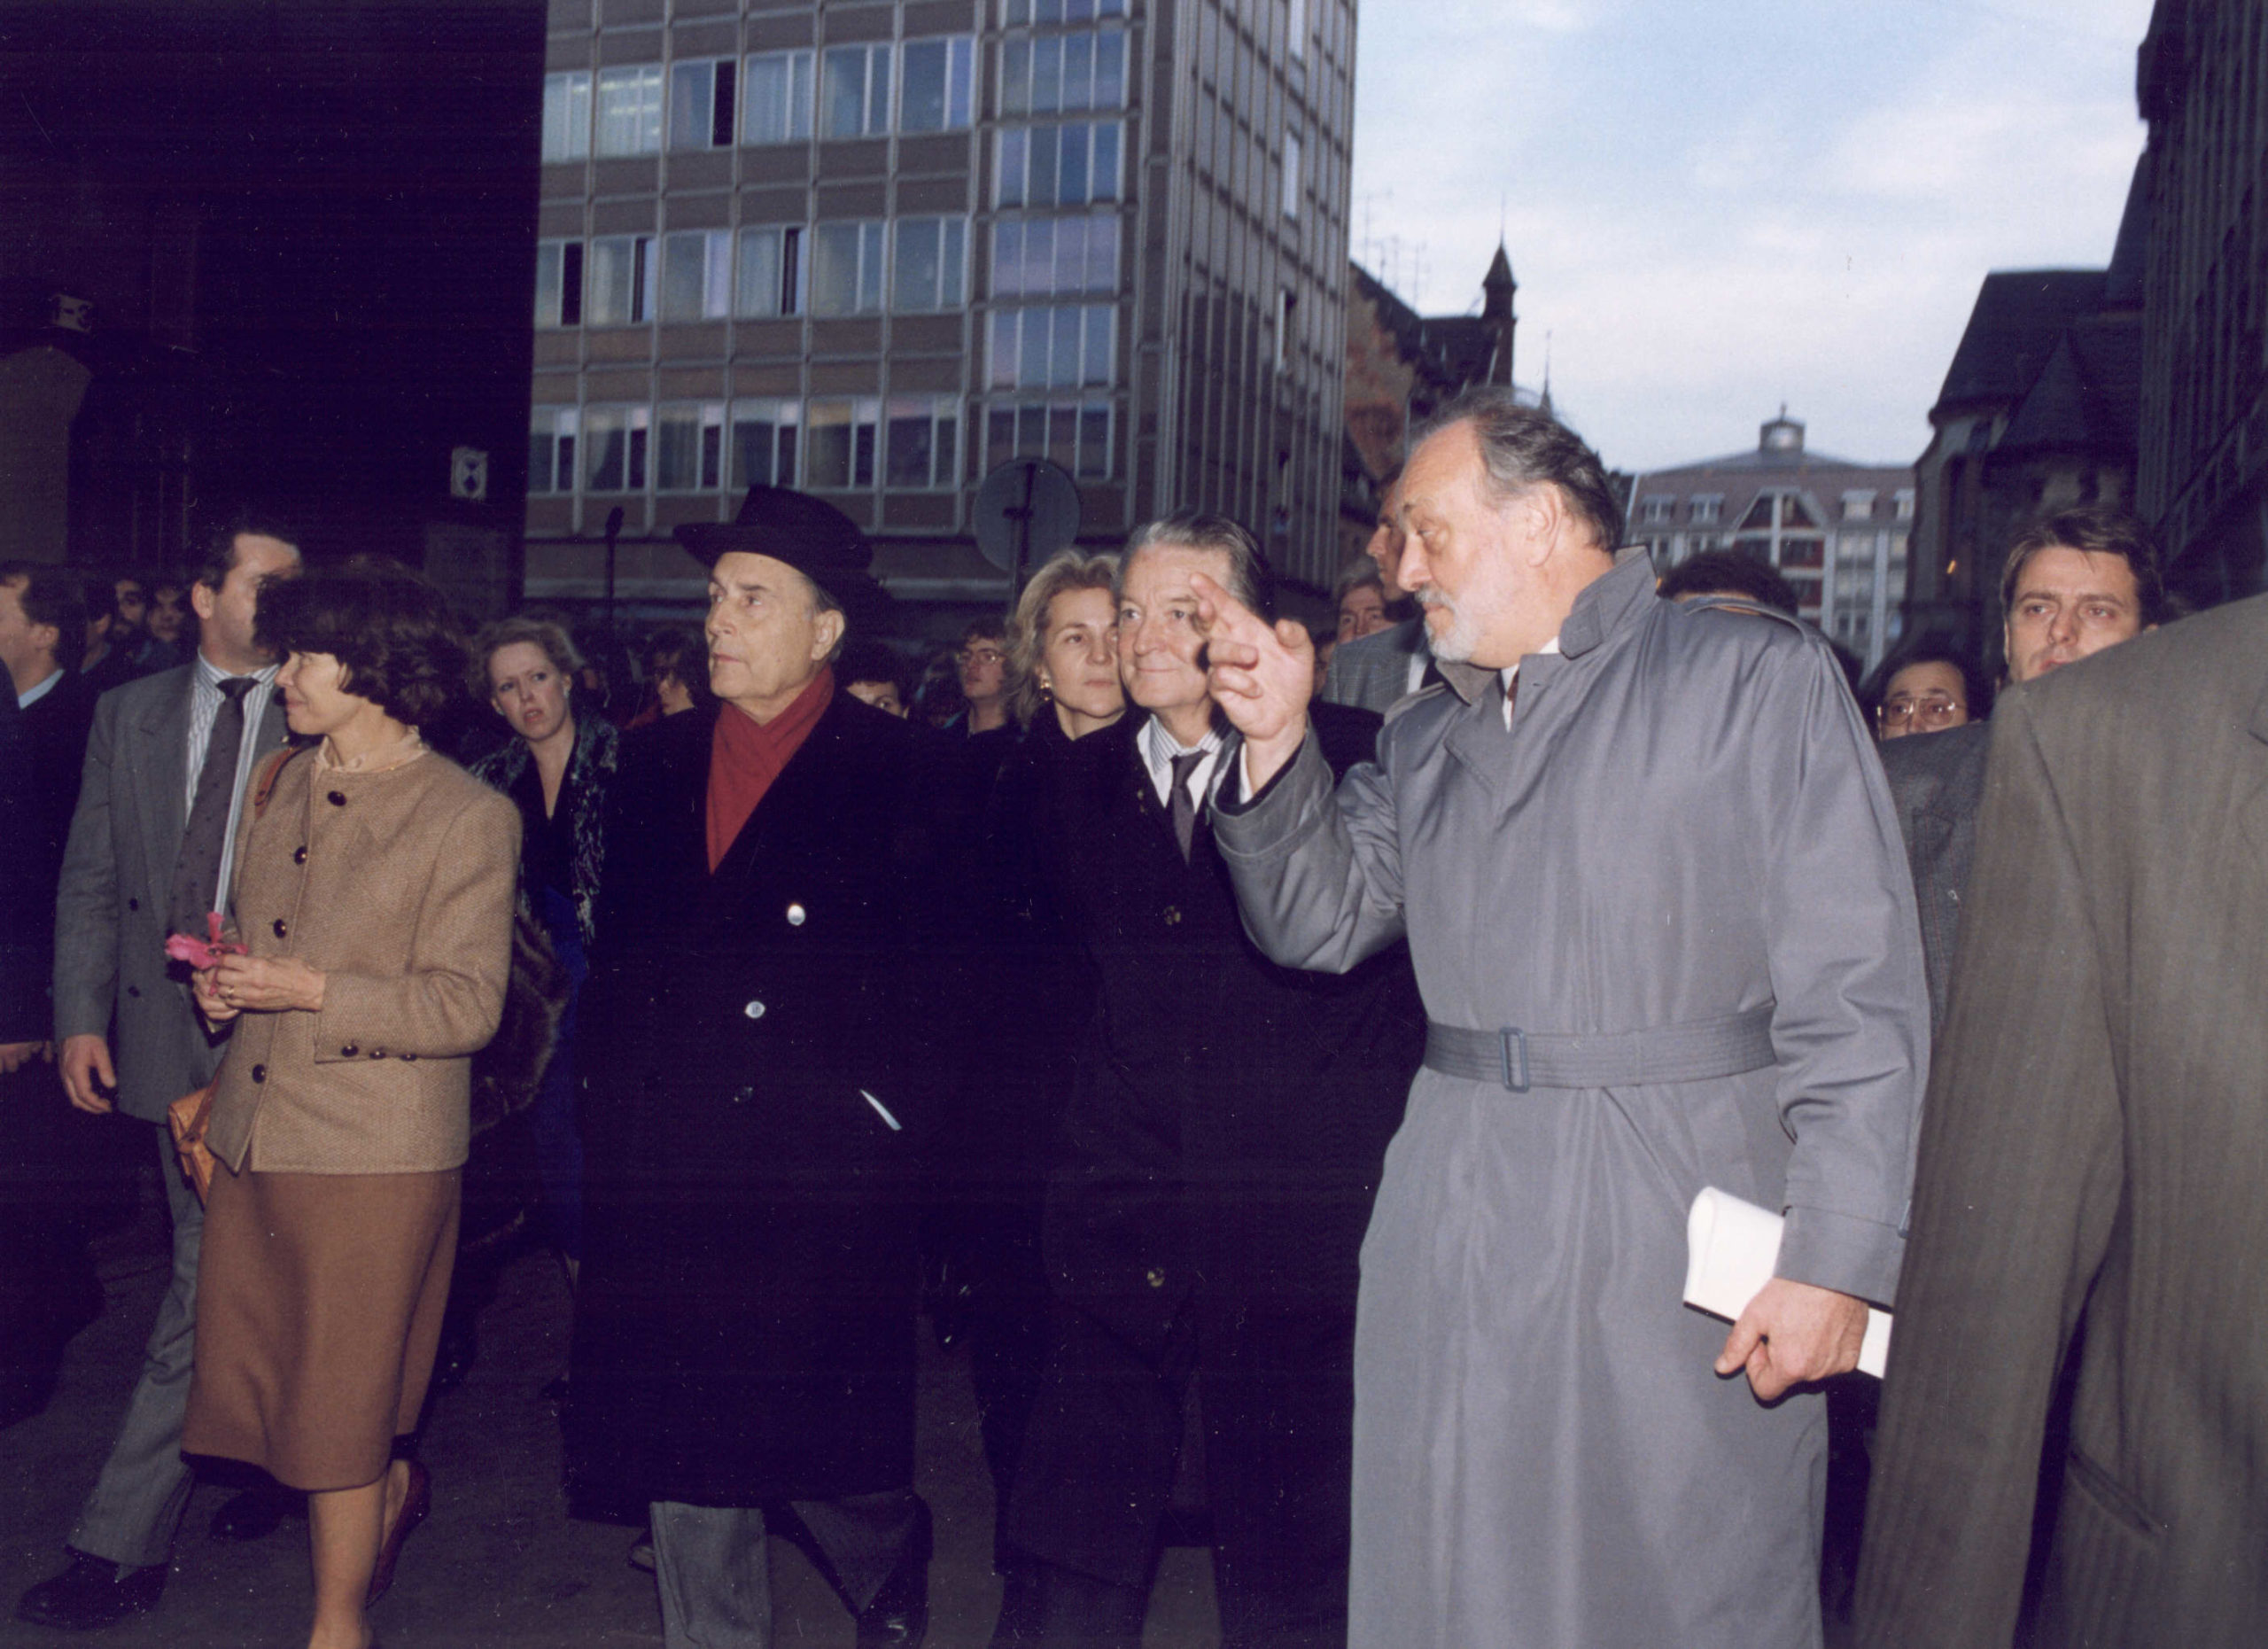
[471,613,583,698]
[1006,549,1119,727]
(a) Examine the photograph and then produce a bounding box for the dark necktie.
[168,677,256,936]
[1169,750,1207,863]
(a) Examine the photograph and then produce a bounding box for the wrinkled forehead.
[2010,545,2140,606]
[1122,541,1231,601]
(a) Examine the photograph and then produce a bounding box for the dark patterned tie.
[1169,750,1207,863]
[168,678,255,937]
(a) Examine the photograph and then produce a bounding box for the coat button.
[743,1000,765,1020]
[785,903,806,926]
[127,898,139,911]
[293,846,307,864]
[328,790,346,806]
[341,1044,358,1057]
[1162,906,1181,926]
[1145,1268,1167,1289]
[127,984,141,999]
[369,1048,385,1059]
[272,919,288,938]
[251,1063,266,1083]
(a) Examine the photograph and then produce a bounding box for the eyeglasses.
[1877,694,1966,728]
[957,647,1006,666]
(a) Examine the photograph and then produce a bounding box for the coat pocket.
[2063,1444,2161,1539]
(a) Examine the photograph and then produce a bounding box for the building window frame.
[534,240,585,329]
[892,216,969,311]
[730,398,802,489]
[995,121,1123,208]
[581,404,650,494]
[991,212,1121,298]
[659,229,733,324]
[742,50,816,145]
[586,235,655,327]
[820,43,892,140]
[804,397,882,489]
[542,71,592,163]
[735,225,805,319]
[656,401,727,492]
[987,302,1116,390]
[669,58,738,152]
[884,396,963,489]
[594,65,664,158]
[983,397,1114,479]
[900,35,977,133]
[811,221,887,316]
[529,406,578,494]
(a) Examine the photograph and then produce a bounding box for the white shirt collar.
[1137,714,1225,809]
[1500,635,1561,727]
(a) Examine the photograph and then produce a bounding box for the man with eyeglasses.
[1879,505,2167,1031]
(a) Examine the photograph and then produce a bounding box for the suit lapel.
[1442,676,1513,808]
[708,694,850,899]
[133,676,192,898]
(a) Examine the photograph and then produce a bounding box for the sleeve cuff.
[1777,1202,1906,1308]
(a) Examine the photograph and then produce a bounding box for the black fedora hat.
[676,485,890,626]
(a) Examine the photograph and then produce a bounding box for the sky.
[1349,0,2157,474]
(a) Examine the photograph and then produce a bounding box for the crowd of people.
[0,383,2260,1649]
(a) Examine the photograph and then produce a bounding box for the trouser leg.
[1008,1558,1147,1649]
[69,1125,203,1570]
[651,1500,772,1649]
[788,1488,925,1615]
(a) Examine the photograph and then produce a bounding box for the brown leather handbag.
[166,747,299,1203]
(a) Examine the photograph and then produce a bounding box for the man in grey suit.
[17,516,300,1632]
[1855,587,2268,1648]
[1324,471,1436,714]
[1878,505,2166,1027]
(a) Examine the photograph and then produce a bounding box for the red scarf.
[705,668,834,872]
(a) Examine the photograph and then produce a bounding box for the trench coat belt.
[1423,1003,1778,1093]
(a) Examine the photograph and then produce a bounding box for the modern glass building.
[528,0,1355,621]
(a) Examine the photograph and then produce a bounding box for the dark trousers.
[1005,1296,1354,1649]
[959,1204,1052,1566]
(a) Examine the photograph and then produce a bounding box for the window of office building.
[821,44,891,139]
[901,37,976,132]
[736,225,804,318]
[1894,488,1915,519]
[542,73,591,162]
[893,218,968,310]
[996,121,1122,207]
[805,398,882,488]
[731,399,801,488]
[596,66,663,157]
[656,402,726,491]
[534,241,585,328]
[991,214,1119,297]
[529,407,578,494]
[1288,0,1308,57]
[660,230,732,323]
[1690,494,1723,524]
[999,28,1126,115]
[1001,0,1126,22]
[586,236,654,325]
[885,397,961,488]
[671,58,737,151]
[811,222,886,315]
[988,304,1115,390]
[743,50,815,144]
[984,399,1113,478]
[583,405,649,492]
[1283,131,1301,218]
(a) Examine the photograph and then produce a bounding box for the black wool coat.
[564,692,951,1507]
[1036,704,1424,1354]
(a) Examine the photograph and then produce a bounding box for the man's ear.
[190,579,220,624]
[812,606,848,664]
[1511,485,1564,568]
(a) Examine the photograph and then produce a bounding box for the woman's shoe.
[366,1460,431,1606]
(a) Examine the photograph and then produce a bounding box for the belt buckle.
[1499,1027,1530,1093]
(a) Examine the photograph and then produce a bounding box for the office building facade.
[529,0,1354,621]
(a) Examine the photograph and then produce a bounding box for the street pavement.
[0,1178,1221,1648]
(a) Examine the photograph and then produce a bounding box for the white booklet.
[1684,1186,1891,1379]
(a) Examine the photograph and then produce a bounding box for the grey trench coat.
[1212,550,1929,1649]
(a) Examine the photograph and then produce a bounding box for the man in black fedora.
[566,486,947,1648]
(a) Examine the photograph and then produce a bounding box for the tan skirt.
[183,1163,461,1491]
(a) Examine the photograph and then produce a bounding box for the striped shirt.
[187,652,283,908]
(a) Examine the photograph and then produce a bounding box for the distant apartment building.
[1626,414,1915,670]
[528,0,1355,624]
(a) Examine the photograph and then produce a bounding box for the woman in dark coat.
[945,551,1123,1601]
[470,614,617,1275]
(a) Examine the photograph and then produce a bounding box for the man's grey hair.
[1410,387,1626,554]
[1116,511,1270,617]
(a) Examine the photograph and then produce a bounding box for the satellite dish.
[973,458,1083,584]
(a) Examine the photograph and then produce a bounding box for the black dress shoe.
[854,1498,932,1649]
[208,1481,307,1542]
[15,1552,166,1630]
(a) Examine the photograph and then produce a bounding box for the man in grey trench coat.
[1193,387,1929,1649]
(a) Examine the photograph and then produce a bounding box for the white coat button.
[743,1000,765,1020]
[786,903,806,926]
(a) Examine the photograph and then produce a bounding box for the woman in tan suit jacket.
[186,560,517,1649]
